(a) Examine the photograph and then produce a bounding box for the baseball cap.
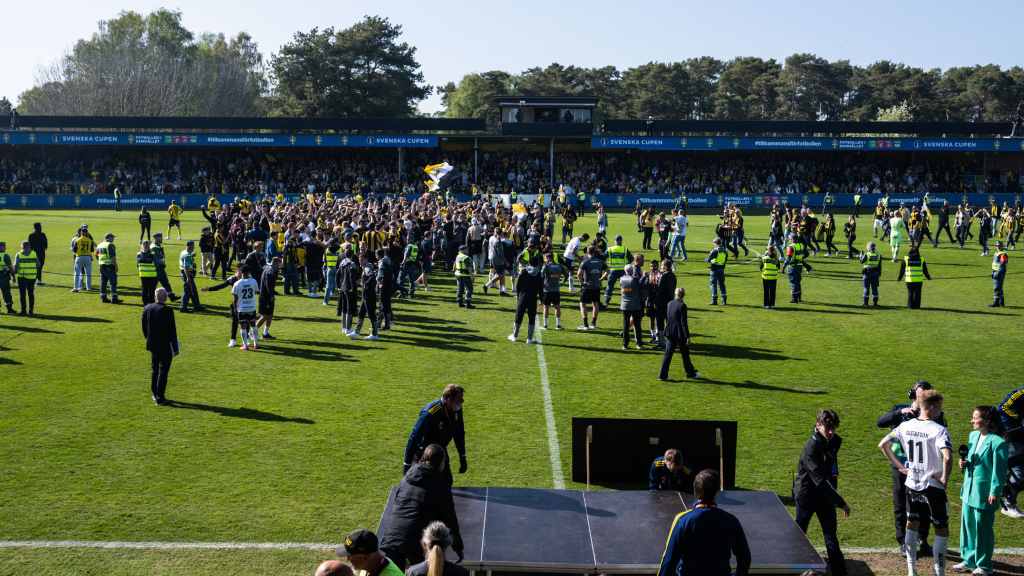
[186,240,195,246]
[105,233,115,239]
[335,529,378,557]
[997,240,1005,246]
[614,235,623,242]
[459,244,469,251]
[153,233,163,238]
[0,241,6,247]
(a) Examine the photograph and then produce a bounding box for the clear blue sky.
[3,0,1021,114]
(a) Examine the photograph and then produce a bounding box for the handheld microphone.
[959,444,968,473]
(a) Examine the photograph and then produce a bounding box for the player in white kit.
[231,264,261,351]
[879,389,953,576]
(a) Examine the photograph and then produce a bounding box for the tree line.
[13,11,1024,126]
[441,58,1024,127]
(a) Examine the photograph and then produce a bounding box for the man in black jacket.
[141,288,179,405]
[876,380,944,558]
[380,444,464,571]
[935,201,954,245]
[794,409,850,576]
[657,287,701,381]
[28,223,47,286]
[336,249,359,335]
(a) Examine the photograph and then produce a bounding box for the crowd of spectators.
[0,146,1020,198]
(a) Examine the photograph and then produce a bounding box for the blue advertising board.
[0,132,437,148]
[3,192,1022,210]
[591,136,1024,153]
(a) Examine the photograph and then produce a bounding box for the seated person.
[650,448,695,492]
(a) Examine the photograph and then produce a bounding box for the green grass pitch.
[0,207,1021,575]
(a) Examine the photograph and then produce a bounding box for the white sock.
[904,529,918,575]
[933,536,947,576]
[263,327,269,335]
[556,317,561,327]
[251,330,259,345]
[240,331,249,346]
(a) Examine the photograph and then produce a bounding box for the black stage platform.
[375,487,824,575]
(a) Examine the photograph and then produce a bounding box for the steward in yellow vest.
[759,246,780,308]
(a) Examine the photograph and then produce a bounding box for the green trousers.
[959,504,995,570]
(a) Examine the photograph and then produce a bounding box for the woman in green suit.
[954,406,1009,575]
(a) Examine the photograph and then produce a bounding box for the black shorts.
[562,226,573,237]
[258,298,275,315]
[906,486,949,529]
[542,292,561,306]
[237,310,258,324]
[422,261,432,273]
[647,304,658,318]
[169,218,180,227]
[580,288,600,303]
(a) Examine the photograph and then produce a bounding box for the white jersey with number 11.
[889,417,952,492]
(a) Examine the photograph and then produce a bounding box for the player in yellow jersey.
[167,201,183,240]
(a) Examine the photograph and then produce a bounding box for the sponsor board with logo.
[591,136,1020,152]
[4,192,1023,209]
[0,132,438,148]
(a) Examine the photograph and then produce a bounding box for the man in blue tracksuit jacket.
[403,384,467,486]
[650,449,695,492]
[657,469,750,576]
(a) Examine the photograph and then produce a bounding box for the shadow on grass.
[29,314,113,323]
[384,334,483,353]
[692,344,800,362]
[0,357,23,365]
[928,307,1015,316]
[170,402,315,424]
[0,323,64,334]
[258,343,358,362]
[707,379,826,395]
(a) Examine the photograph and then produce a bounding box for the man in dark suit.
[658,287,702,381]
[142,287,180,405]
[652,259,676,351]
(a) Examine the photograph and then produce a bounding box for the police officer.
[96,233,123,304]
[348,251,379,341]
[990,240,1008,307]
[896,245,930,309]
[0,242,15,313]
[859,242,882,306]
[704,237,728,305]
[649,448,695,492]
[781,234,807,304]
[403,384,467,486]
[13,241,38,315]
[519,236,541,268]
[540,252,569,330]
[398,233,420,299]
[151,233,179,302]
[322,238,342,305]
[454,244,475,309]
[137,240,159,305]
[178,240,205,313]
[759,245,780,309]
[603,235,631,308]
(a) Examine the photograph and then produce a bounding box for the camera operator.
[997,386,1024,518]
[876,380,946,558]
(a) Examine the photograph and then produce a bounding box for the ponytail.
[426,543,445,576]
[421,521,452,576]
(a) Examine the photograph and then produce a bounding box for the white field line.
[534,330,565,489]
[0,541,334,549]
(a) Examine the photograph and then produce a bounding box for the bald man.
[315,561,355,576]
